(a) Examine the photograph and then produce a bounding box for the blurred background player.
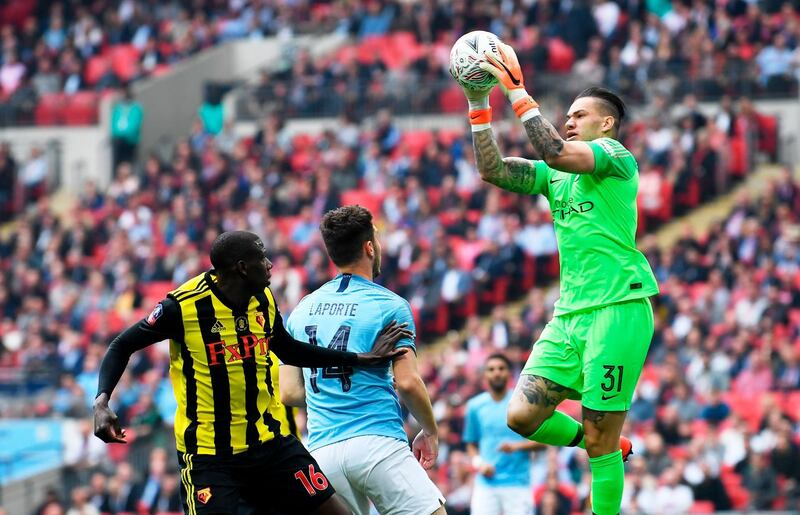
[281,206,446,515]
[460,43,657,515]
[463,353,542,515]
[93,230,410,515]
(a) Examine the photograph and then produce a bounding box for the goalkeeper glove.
[479,43,540,122]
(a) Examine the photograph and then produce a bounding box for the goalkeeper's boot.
[620,435,633,462]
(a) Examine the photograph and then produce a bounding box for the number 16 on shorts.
[294,464,330,496]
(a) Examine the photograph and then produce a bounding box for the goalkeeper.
[460,42,659,515]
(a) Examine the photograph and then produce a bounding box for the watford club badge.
[255,314,265,329]
[197,487,212,505]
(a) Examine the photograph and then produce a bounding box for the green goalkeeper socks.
[589,450,624,515]
[528,410,586,448]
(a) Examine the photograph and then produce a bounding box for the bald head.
[210,231,263,271]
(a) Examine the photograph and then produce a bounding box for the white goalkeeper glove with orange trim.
[478,42,541,122]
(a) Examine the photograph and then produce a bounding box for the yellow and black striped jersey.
[165,271,292,455]
[97,270,359,455]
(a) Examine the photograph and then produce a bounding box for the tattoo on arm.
[523,115,564,161]
[515,374,572,408]
[472,128,538,194]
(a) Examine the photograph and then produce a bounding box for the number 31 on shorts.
[600,365,623,400]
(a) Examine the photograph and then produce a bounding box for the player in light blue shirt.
[464,353,542,515]
[281,206,446,515]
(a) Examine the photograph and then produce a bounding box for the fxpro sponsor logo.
[206,334,270,365]
[552,198,595,221]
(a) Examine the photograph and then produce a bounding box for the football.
[449,30,503,91]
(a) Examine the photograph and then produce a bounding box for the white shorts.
[311,435,445,515]
[470,481,532,515]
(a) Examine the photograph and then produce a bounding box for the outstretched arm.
[94,299,182,443]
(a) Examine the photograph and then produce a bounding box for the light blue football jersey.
[286,273,416,451]
[463,391,531,487]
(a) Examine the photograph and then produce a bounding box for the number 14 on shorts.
[600,365,623,401]
[294,464,330,496]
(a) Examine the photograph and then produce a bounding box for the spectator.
[742,452,779,510]
[32,58,61,96]
[19,146,48,205]
[699,389,731,426]
[66,486,100,515]
[756,33,795,88]
[653,466,694,514]
[110,85,144,169]
[0,51,26,96]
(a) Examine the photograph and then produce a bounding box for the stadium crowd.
[1,0,798,125]
[242,0,800,119]
[0,94,795,513]
[0,1,796,514]
[0,0,356,125]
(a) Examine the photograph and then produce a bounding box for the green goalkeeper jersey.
[526,137,659,315]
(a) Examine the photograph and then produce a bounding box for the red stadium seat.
[398,130,433,159]
[438,86,466,113]
[141,281,176,304]
[425,187,442,209]
[357,36,387,64]
[547,38,575,72]
[275,216,302,238]
[0,1,35,28]
[84,55,111,85]
[34,93,66,125]
[63,91,99,125]
[108,44,141,82]
[340,190,385,217]
[438,129,463,147]
[727,485,750,510]
[690,501,715,513]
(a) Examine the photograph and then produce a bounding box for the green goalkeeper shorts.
[521,298,654,412]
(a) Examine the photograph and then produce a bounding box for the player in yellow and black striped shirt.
[93,231,410,515]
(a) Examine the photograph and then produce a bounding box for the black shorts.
[177,435,336,514]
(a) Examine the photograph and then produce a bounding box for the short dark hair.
[486,353,512,369]
[576,86,626,131]
[210,231,262,270]
[320,206,375,267]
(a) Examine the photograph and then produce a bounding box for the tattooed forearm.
[523,115,564,161]
[472,128,537,194]
[515,374,571,408]
[472,128,504,179]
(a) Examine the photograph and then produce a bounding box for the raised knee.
[506,408,542,437]
[583,430,618,456]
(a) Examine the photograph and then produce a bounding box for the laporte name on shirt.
[307,302,359,317]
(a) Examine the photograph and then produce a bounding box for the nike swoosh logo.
[601,393,619,401]
[496,60,521,86]
[549,178,562,184]
[470,112,481,120]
